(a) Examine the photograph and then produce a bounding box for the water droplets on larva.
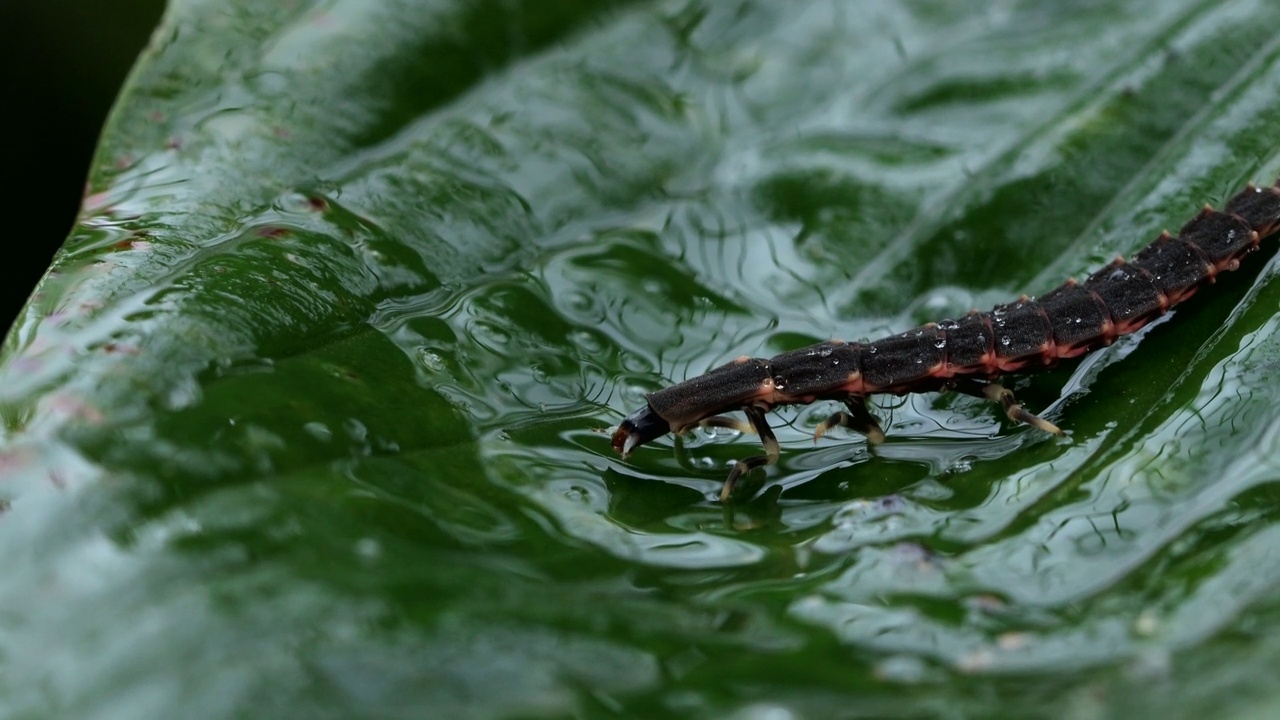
[868,345,878,354]
[819,347,833,357]
[1074,317,1082,324]
[1000,335,1011,347]
[934,338,947,349]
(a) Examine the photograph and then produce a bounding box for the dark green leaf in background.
[3,0,1280,717]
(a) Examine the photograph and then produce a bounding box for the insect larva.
[612,179,1280,501]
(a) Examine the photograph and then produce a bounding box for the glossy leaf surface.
[4,0,1280,717]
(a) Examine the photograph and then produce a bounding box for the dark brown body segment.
[1132,234,1214,299]
[860,327,944,389]
[769,341,862,397]
[1178,209,1255,264]
[1036,282,1112,355]
[1225,183,1280,234]
[939,313,993,370]
[1083,261,1166,328]
[646,357,770,431]
[991,299,1054,368]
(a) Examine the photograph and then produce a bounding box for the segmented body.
[612,180,1280,501]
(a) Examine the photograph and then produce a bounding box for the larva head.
[613,356,772,457]
[611,404,671,457]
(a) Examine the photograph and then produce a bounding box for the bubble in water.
[703,424,742,441]
[344,418,368,442]
[571,330,604,355]
[354,537,382,561]
[469,320,511,347]
[875,655,931,684]
[303,421,332,442]
[563,290,593,314]
[622,383,654,404]
[727,703,798,720]
[417,348,446,372]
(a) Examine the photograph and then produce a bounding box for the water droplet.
[303,421,332,442]
[868,345,878,354]
[934,338,946,349]
[819,347,833,357]
[571,330,604,354]
[1000,335,1011,346]
[354,538,382,561]
[703,425,742,441]
[1073,317,1082,324]
[469,320,510,347]
[344,418,368,442]
[417,348,445,372]
[563,290,593,313]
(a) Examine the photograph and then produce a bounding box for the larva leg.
[814,396,885,444]
[949,379,1064,436]
[720,405,780,502]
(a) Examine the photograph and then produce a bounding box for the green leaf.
[4,0,1280,717]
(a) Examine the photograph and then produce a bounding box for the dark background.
[1,0,165,335]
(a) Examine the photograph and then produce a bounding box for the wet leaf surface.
[4,0,1280,717]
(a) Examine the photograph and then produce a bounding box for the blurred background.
[0,0,164,333]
